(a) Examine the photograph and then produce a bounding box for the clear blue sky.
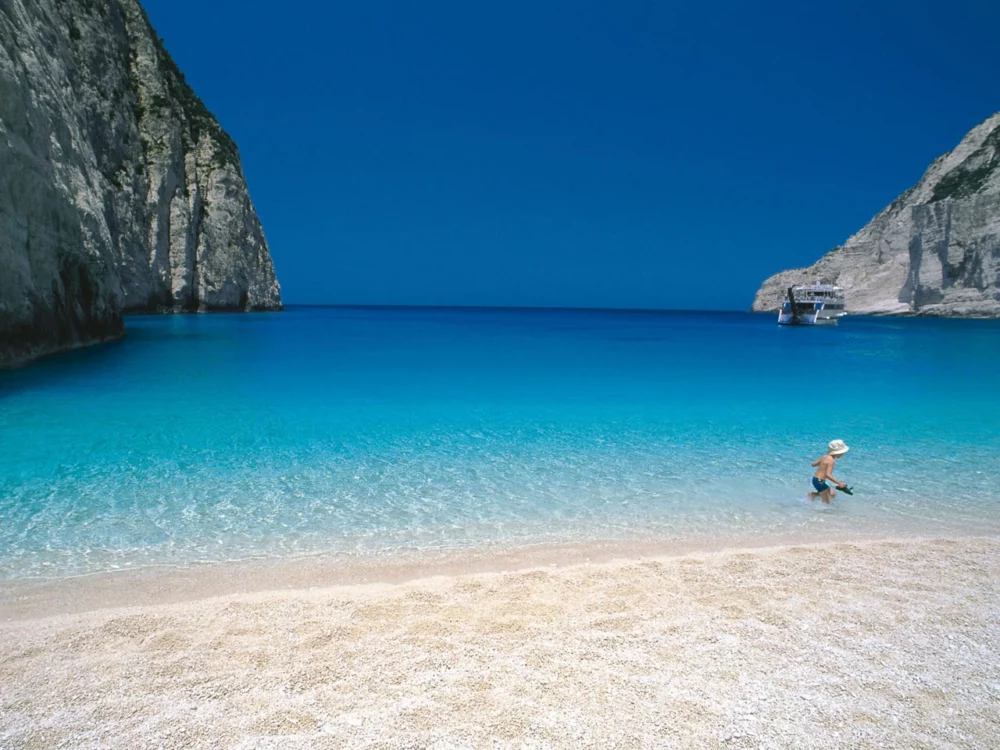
[142,0,998,310]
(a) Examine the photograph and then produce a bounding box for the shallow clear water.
[1,307,998,579]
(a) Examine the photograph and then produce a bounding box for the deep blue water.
[1,307,998,579]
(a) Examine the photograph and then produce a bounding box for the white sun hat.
[828,439,850,456]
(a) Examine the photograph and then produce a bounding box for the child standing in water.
[809,439,850,503]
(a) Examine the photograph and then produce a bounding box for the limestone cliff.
[753,113,1000,317]
[0,0,281,368]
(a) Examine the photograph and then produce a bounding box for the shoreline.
[2,535,998,748]
[0,528,948,622]
[3,529,997,622]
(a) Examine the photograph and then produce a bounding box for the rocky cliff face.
[753,112,1000,317]
[0,0,281,367]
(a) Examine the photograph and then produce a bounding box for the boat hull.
[777,312,841,326]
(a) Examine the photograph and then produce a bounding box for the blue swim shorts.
[812,477,830,493]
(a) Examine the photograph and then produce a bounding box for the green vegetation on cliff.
[931,126,1000,202]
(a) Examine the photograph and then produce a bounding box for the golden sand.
[2,537,998,748]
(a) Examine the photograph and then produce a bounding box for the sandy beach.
[2,536,998,749]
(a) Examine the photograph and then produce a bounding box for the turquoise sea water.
[1,307,999,580]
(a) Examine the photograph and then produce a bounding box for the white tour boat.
[777,284,846,326]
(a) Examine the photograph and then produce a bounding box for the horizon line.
[281,303,756,315]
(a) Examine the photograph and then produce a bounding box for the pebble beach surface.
[2,537,999,749]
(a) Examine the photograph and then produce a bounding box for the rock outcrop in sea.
[753,112,1000,317]
[0,0,281,368]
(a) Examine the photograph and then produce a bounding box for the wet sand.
[2,537,999,748]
